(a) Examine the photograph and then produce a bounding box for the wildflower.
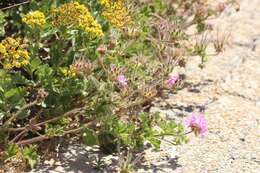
[61,66,76,78]
[0,37,29,70]
[71,59,92,75]
[22,11,46,28]
[96,44,107,55]
[99,0,112,7]
[117,75,128,87]
[108,38,117,49]
[0,43,6,52]
[100,0,132,29]
[166,75,179,87]
[184,113,208,137]
[51,2,103,37]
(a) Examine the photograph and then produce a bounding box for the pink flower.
[166,75,179,87]
[184,113,208,137]
[117,75,128,87]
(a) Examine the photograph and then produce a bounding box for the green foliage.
[0,11,6,36]
[82,128,99,146]
[7,144,20,158]
[5,144,38,169]
[22,145,39,169]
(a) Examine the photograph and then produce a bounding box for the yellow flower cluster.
[22,11,46,28]
[0,37,29,70]
[100,0,132,29]
[51,2,104,37]
[99,0,112,7]
[61,66,76,78]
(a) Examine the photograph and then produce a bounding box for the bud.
[217,2,226,13]
[205,23,213,31]
[195,5,207,19]
[37,88,48,100]
[124,27,140,39]
[178,58,186,67]
[96,44,107,55]
[108,38,117,49]
[184,2,192,10]
[174,48,185,59]
[72,59,93,75]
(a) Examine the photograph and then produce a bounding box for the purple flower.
[184,113,208,137]
[117,75,128,87]
[166,75,179,87]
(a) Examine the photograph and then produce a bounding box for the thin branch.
[15,121,95,146]
[10,129,28,143]
[6,107,84,132]
[36,107,84,126]
[0,1,31,11]
[16,135,50,145]
[3,100,38,127]
[154,130,193,137]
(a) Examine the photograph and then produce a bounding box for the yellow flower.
[61,66,76,78]
[99,0,112,7]
[22,10,46,28]
[0,37,30,70]
[51,2,104,37]
[100,0,132,29]
[0,43,7,56]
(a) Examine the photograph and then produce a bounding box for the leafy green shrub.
[0,0,233,170]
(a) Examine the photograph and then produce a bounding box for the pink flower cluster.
[184,113,208,137]
[166,75,179,87]
[117,75,128,87]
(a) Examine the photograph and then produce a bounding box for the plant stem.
[6,107,84,132]
[3,100,38,127]
[15,121,95,146]
[0,1,31,11]
[154,130,193,137]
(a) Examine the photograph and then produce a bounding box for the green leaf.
[30,58,42,73]
[7,144,20,157]
[98,132,117,154]
[11,73,31,86]
[50,43,63,66]
[36,64,53,82]
[0,11,6,37]
[17,109,31,120]
[147,137,161,150]
[4,88,23,99]
[45,123,65,137]
[139,112,149,124]
[4,88,25,105]
[154,0,165,12]
[41,27,58,38]
[82,128,98,146]
[0,128,7,144]
[160,121,178,134]
[22,146,39,169]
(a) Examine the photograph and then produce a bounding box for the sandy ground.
[147,0,260,172]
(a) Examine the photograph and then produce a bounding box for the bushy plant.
[0,0,234,170]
